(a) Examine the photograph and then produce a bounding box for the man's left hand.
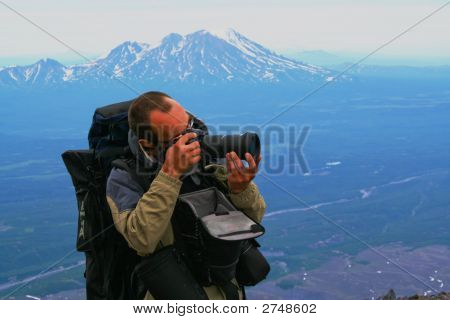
[226,151,262,194]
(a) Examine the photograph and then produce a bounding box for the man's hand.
[226,151,261,194]
[161,132,201,179]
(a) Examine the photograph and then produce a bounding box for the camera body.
[184,128,207,144]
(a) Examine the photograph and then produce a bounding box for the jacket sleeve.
[106,168,182,256]
[208,164,266,223]
[228,182,266,224]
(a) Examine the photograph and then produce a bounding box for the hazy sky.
[1,0,449,66]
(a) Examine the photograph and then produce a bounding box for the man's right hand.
[161,132,201,179]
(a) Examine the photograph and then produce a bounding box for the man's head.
[128,91,190,155]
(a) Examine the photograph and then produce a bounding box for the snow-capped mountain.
[0,58,67,87]
[66,40,151,83]
[0,29,333,88]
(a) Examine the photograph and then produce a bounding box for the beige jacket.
[106,164,266,299]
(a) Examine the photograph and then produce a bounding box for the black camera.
[181,128,261,162]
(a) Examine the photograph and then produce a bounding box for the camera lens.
[202,133,260,160]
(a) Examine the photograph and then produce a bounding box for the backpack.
[61,99,140,299]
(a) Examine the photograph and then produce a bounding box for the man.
[106,91,266,299]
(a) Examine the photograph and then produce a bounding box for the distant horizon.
[1,53,448,69]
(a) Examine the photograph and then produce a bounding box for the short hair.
[128,91,172,140]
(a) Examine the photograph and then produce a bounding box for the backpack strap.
[111,158,152,192]
[220,281,240,300]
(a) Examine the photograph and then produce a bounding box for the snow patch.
[220,63,232,74]
[8,70,18,81]
[262,71,274,79]
[63,68,73,81]
[359,187,376,199]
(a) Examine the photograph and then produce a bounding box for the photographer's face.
[138,98,190,156]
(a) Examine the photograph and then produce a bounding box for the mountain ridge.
[0,28,332,88]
